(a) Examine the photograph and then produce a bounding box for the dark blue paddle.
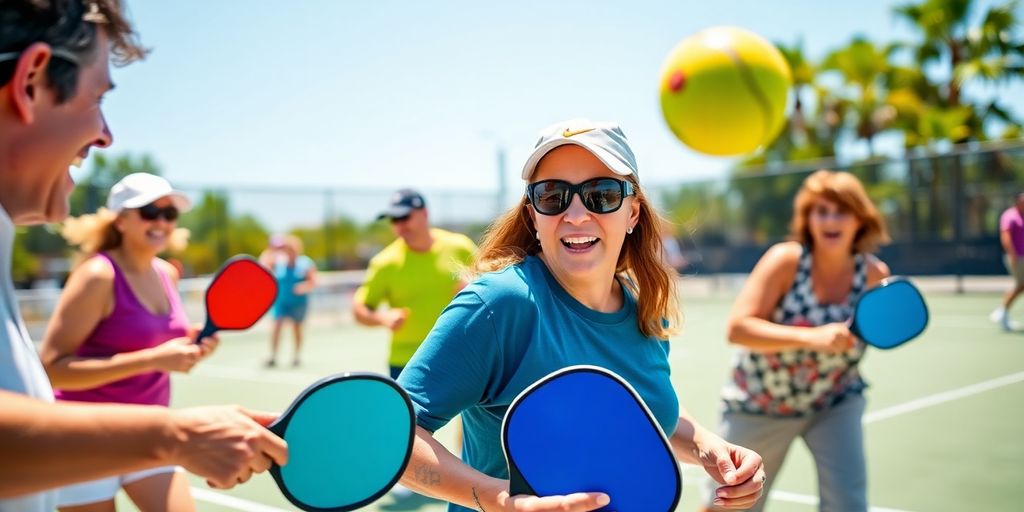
[502,366,681,512]
[268,372,415,511]
[850,277,929,349]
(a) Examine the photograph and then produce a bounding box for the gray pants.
[705,394,867,512]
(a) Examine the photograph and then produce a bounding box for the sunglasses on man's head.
[526,177,635,216]
[137,203,179,222]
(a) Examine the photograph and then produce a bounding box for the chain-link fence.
[648,140,1024,277]
[16,139,1024,282]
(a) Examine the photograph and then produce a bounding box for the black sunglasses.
[137,203,179,222]
[526,178,635,216]
[389,214,412,224]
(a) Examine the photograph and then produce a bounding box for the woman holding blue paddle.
[702,170,891,512]
[396,119,766,511]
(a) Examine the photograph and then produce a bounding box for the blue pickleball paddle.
[502,365,681,512]
[268,372,415,511]
[850,277,929,349]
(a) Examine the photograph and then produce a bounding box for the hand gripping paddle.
[195,255,278,342]
[268,372,415,511]
[502,365,681,512]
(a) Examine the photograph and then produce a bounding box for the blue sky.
[91,1,1023,207]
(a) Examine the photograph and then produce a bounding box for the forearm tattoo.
[472,486,486,511]
[413,463,441,487]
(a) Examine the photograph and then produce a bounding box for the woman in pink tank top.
[39,173,217,512]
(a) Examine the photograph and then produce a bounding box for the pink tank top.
[55,253,189,406]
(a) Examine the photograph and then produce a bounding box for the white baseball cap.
[520,118,639,181]
[106,173,192,214]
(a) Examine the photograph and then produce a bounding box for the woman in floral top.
[703,170,891,512]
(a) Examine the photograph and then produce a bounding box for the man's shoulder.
[369,239,407,265]
[432,228,476,250]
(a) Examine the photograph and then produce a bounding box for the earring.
[535,231,540,240]
[626,226,634,235]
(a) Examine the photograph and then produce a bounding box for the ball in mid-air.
[659,26,792,156]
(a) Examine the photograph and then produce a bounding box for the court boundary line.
[190,488,291,512]
[863,370,1024,424]
[187,370,1024,511]
[768,489,910,512]
[682,467,912,511]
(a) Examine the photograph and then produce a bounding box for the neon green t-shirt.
[354,228,477,366]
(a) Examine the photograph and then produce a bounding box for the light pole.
[481,131,508,217]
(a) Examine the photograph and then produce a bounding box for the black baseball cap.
[377,189,427,220]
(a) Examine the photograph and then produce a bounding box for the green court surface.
[126,290,1022,511]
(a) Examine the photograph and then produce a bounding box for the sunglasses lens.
[581,179,624,214]
[529,179,630,215]
[138,204,159,220]
[137,204,178,221]
[390,215,410,224]
[531,182,570,215]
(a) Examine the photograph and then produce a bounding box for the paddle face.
[268,373,415,512]
[197,255,277,341]
[851,278,928,349]
[502,366,681,512]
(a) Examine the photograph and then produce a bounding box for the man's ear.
[8,43,53,124]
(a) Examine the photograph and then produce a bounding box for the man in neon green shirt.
[353,189,477,379]
[353,189,476,506]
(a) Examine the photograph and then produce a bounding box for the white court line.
[188,370,1024,511]
[683,467,912,511]
[190,488,292,512]
[768,490,910,512]
[863,370,1024,424]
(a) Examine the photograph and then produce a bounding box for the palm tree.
[893,0,1024,140]
[820,37,899,156]
[777,40,816,148]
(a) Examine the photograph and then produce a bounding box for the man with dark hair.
[0,2,287,509]
[353,189,477,381]
[353,189,475,506]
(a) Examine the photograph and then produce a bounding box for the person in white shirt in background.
[0,2,286,509]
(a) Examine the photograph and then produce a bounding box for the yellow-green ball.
[659,26,792,156]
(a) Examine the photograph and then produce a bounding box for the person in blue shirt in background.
[261,234,317,368]
[396,119,767,512]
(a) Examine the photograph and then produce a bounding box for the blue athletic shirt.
[398,255,679,510]
[272,255,314,306]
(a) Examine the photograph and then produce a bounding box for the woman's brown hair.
[789,170,891,254]
[475,173,681,339]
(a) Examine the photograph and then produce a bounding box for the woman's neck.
[811,245,853,275]
[108,245,157,273]
[538,254,622,313]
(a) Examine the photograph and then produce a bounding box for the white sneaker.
[991,308,1007,323]
[1004,317,1019,332]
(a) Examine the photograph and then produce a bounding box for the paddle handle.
[507,463,535,497]
[845,316,859,338]
[194,321,217,344]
